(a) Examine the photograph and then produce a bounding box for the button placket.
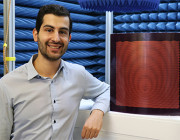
[50,79,58,127]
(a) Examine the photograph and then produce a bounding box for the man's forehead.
[41,14,70,28]
[43,14,69,21]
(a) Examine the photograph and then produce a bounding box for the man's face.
[33,14,71,61]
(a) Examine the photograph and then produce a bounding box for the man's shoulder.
[63,60,85,71]
[0,63,28,82]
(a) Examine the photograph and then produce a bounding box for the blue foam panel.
[168,3,178,11]
[119,15,131,22]
[0,65,3,75]
[0,28,3,39]
[97,50,105,56]
[149,13,158,21]
[98,42,105,48]
[14,16,102,31]
[15,6,39,18]
[57,0,78,3]
[15,17,36,29]
[15,5,102,22]
[71,32,101,41]
[98,25,105,31]
[166,22,176,30]
[60,50,98,59]
[15,41,99,51]
[167,12,177,20]
[15,41,38,51]
[160,0,178,2]
[147,23,157,31]
[2,40,104,51]
[0,15,3,27]
[129,23,139,31]
[176,22,180,30]
[158,13,167,21]
[68,42,98,49]
[97,67,105,73]
[158,3,179,11]
[72,23,99,32]
[14,30,103,41]
[97,75,105,81]
[0,51,98,63]
[15,30,33,40]
[15,0,90,13]
[96,58,105,65]
[86,68,97,74]
[138,23,148,31]
[156,22,166,30]
[70,13,101,22]
[131,14,140,22]
[67,59,97,66]
[77,58,105,66]
[98,34,105,40]
[158,3,168,11]
[0,40,3,51]
[178,12,180,20]
[115,12,179,23]
[114,22,179,32]
[140,13,149,21]
[78,0,160,12]
[0,3,2,14]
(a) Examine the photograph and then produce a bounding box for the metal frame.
[105,11,113,84]
[3,0,15,74]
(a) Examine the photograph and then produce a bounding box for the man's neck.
[33,55,61,79]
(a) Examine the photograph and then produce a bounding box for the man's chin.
[44,54,61,61]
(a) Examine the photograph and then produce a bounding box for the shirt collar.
[27,54,64,80]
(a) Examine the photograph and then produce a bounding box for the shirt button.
[54,120,56,123]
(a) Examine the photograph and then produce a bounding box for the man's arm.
[0,80,13,139]
[81,69,110,139]
[81,109,104,139]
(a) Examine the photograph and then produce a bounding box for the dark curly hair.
[35,4,72,34]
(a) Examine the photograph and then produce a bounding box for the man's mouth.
[48,45,61,49]
[47,42,63,49]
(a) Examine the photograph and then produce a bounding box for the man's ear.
[33,28,38,42]
[69,34,71,42]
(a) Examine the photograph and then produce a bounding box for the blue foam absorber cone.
[78,0,160,12]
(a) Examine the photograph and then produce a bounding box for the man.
[0,4,110,140]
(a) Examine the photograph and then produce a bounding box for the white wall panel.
[74,110,180,140]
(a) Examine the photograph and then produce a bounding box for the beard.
[37,37,67,61]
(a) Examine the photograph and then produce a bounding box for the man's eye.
[46,29,53,32]
[59,31,68,35]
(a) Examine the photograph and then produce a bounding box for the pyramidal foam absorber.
[78,0,160,12]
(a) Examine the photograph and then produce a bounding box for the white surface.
[74,109,180,140]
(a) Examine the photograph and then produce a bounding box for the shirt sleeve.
[0,80,13,140]
[83,69,110,114]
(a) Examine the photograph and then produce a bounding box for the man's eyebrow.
[43,25,54,28]
[60,27,69,31]
[43,25,69,31]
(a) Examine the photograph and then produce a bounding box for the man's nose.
[52,32,61,42]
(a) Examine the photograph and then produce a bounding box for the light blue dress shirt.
[0,55,110,140]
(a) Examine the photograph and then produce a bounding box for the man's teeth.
[48,45,60,49]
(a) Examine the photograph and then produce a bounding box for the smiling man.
[0,4,110,140]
